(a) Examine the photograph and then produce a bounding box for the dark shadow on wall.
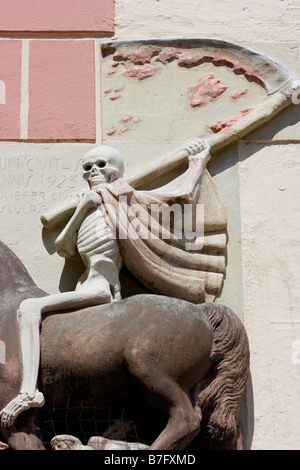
[245,103,300,142]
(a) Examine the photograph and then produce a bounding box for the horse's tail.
[195,304,250,448]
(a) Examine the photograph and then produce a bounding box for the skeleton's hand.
[186,139,211,161]
[79,190,102,209]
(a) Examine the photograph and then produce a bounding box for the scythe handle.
[127,86,297,189]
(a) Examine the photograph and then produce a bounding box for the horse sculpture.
[0,240,250,450]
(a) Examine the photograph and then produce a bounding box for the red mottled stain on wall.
[214,54,262,83]
[28,40,95,140]
[155,47,180,64]
[107,68,117,76]
[0,40,22,140]
[104,87,125,101]
[231,88,248,99]
[102,43,265,138]
[113,46,159,64]
[110,94,121,101]
[208,108,255,133]
[155,47,208,66]
[188,74,227,107]
[105,44,264,85]
[121,115,134,123]
[106,116,140,136]
[109,46,160,80]
[177,50,211,67]
[0,0,115,33]
[154,47,263,84]
[123,64,159,80]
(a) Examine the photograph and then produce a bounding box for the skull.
[82,146,124,189]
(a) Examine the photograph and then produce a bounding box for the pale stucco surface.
[239,143,300,449]
[114,0,300,43]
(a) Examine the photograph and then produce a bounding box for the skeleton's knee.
[18,298,41,325]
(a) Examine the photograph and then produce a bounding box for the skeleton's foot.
[0,391,45,428]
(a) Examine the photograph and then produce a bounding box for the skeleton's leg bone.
[38,284,112,314]
[0,299,44,427]
[18,299,42,398]
[0,285,112,427]
[77,254,122,301]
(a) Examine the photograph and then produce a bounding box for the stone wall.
[0,0,299,450]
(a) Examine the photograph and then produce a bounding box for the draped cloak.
[96,158,227,304]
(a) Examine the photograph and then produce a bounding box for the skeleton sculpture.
[0,140,212,427]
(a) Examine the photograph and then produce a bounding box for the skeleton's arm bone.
[54,202,89,257]
[54,192,101,258]
[54,209,82,258]
[148,145,210,202]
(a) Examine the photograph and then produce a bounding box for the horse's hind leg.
[151,387,200,450]
[131,368,201,450]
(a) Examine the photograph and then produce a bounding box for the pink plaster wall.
[28,40,95,141]
[0,40,22,139]
[0,1,115,141]
[0,0,114,33]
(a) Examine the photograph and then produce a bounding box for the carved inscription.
[0,155,82,214]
